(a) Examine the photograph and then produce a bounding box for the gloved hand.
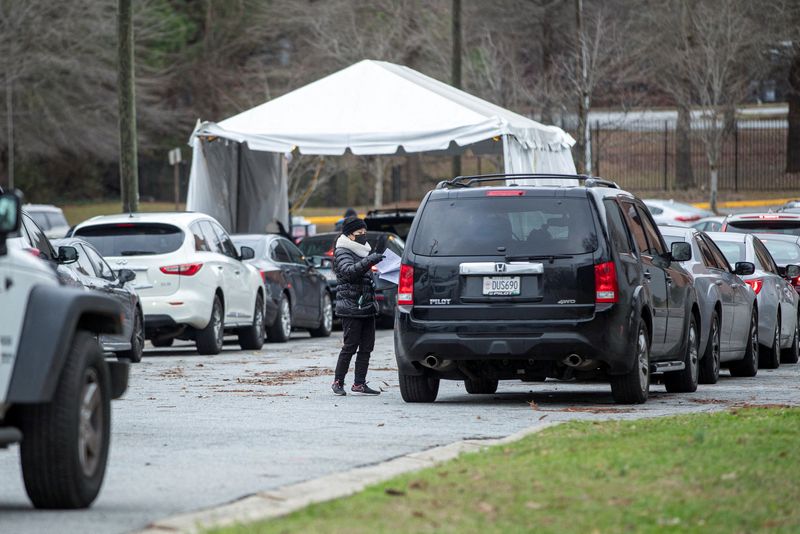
[366,253,385,266]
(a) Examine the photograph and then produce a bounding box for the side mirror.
[0,191,21,239]
[670,241,692,262]
[734,261,756,276]
[57,245,79,264]
[118,268,136,284]
[239,246,255,261]
[786,264,800,279]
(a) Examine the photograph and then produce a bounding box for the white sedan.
[643,199,714,227]
[72,212,265,354]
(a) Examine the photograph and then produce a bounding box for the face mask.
[354,234,368,245]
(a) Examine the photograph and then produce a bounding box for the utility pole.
[575,0,591,174]
[451,0,462,178]
[117,0,139,212]
[5,74,13,190]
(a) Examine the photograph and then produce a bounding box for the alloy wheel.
[280,298,292,339]
[213,301,223,347]
[322,294,333,332]
[78,368,104,478]
[710,319,721,378]
[688,321,699,383]
[637,328,649,392]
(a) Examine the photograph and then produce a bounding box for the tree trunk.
[5,73,13,190]
[574,0,591,174]
[787,48,800,173]
[117,0,139,213]
[373,158,384,208]
[451,0,462,178]
[709,162,719,214]
[675,104,695,188]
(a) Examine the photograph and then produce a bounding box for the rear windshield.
[714,241,746,265]
[411,196,599,257]
[298,235,336,257]
[726,220,800,236]
[760,240,800,266]
[28,211,50,229]
[74,223,184,256]
[231,237,267,258]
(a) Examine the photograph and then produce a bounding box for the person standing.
[331,216,384,396]
[334,207,358,232]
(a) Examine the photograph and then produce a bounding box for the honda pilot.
[395,174,701,404]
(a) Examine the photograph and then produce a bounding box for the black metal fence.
[589,119,796,191]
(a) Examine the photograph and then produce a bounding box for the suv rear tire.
[730,308,759,377]
[664,314,699,393]
[464,377,498,394]
[238,293,265,350]
[699,311,721,384]
[196,296,224,355]
[610,322,650,404]
[18,330,111,509]
[399,373,440,403]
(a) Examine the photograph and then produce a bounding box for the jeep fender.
[7,285,123,403]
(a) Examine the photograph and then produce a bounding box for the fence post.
[734,121,739,192]
[663,120,668,190]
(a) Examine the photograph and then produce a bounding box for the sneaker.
[332,379,346,396]
[351,382,380,395]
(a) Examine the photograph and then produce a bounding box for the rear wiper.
[120,250,156,256]
[505,254,573,263]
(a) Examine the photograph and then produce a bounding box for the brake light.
[160,263,203,276]
[744,279,763,294]
[594,261,618,303]
[371,265,378,272]
[259,270,268,283]
[486,190,524,196]
[675,215,701,222]
[324,248,334,257]
[398,264,414,306]
[791,276,800,288]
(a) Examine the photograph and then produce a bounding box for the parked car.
[231,234,332,342]
[72,212,265,355]
[706,231,800,366]
[53,238,144,362]
[692,216,726,233]
[364,208,416,240]
[776,200,800,212]
[722,212,800,236]
[298,230,405,327]
[643,199,714,226]
[754,233,800,294]
[395,174,701,405]
[659,226,759,383]
[0,190,128,509]
[22,203,70,239]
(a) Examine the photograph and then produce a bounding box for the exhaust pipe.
[563,354,584,368]
[425,355,439,368]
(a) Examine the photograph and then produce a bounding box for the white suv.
[72,212,265,354]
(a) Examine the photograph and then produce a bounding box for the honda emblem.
[495,263,506,273]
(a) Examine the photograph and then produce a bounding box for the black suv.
[395,174,700,404]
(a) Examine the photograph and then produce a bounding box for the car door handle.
[715,280,723,286]
[643,270,651,279]
[234,270,241,275]
[216,265,223,270]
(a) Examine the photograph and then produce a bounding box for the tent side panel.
[187,139,239,231]
[238,145,289,234]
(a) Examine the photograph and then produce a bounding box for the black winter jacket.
[334,238,378,318]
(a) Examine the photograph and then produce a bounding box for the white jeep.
[0,191,128,509]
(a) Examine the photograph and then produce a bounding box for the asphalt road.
[1,329,799,534]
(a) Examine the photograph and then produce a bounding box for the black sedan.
[298,230,404,328]
[53,238,144,363]
[232,234,333,342]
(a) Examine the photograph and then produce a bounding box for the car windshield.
[298,235,336,257]
[74,223,184,256]
[760,240,800,266]
[726,219,800,236]
[714,241,746,265]
[412,196,598,257]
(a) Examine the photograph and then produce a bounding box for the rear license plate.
[482,276,521,296]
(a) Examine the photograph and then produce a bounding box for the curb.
[690,197,794,210]
[135,422,561,534]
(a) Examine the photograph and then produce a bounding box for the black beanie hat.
[342,216,367,236]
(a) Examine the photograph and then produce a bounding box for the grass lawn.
[61,201,185,226]
[213,407,800,534]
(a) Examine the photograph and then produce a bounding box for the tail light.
[744,278,763,294]
[594,261,618,303]
[324,248,334,257]
[160,263,203,276]
[486,190,524,197]
[791,276,800,288]
[397,264,414,306]
[675,215,701,223]
[259,270,268,283]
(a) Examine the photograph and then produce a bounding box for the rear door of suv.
[407,188,599,324]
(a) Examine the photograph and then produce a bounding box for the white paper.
[375,249,401,274]
[379,270,400,285]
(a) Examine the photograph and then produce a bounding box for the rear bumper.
[141,291,213,332]
[394,306,637,377]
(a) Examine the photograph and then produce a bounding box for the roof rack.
[435,173,619,190]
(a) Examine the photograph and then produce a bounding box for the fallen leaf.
[525,501,543,510]
[408,480,428,490]
[539,414,548,421]
[720,472,737,481]
[377,423,385,427]
[477,501,495,514]
[384,488,405,496]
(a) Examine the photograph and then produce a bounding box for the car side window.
[648,206,664,215]
[694,236,716,268]
[702,236,732,271]
[282,239,306,265]
[190,222,211,252]
[23,214,55,260]
[754,240,777,274]
[199,221,223,254]
[211,223,239,259]
[272,241,292,263]
[70,244,96,277]
[635,205,666,256]
[386,236,404,256]
[82,244,116,280]
[619,201,649,255]
[603,200,634,255]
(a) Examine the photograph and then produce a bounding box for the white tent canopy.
[187,60,576,232]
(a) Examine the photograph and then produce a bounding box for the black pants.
[335,316,376,385]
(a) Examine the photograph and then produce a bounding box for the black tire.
[117,309,144,363]
[238,293,265,350]
[150,337,173,348]
[699,310,721,384]
[730,308,759,377]
[781,314,799,364]
[610,321,650,404]
[196,295,224,355]
[309,292,333,338]
[665,314,700,393]
[399,373,440,403]
[759,315,781,369]
[18,330,111,509]
[464,377,499,394]
[266,293,292,343]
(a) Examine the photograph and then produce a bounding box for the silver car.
[706,231,800,368]
[660,226,758,383]
[644,199,714,227]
